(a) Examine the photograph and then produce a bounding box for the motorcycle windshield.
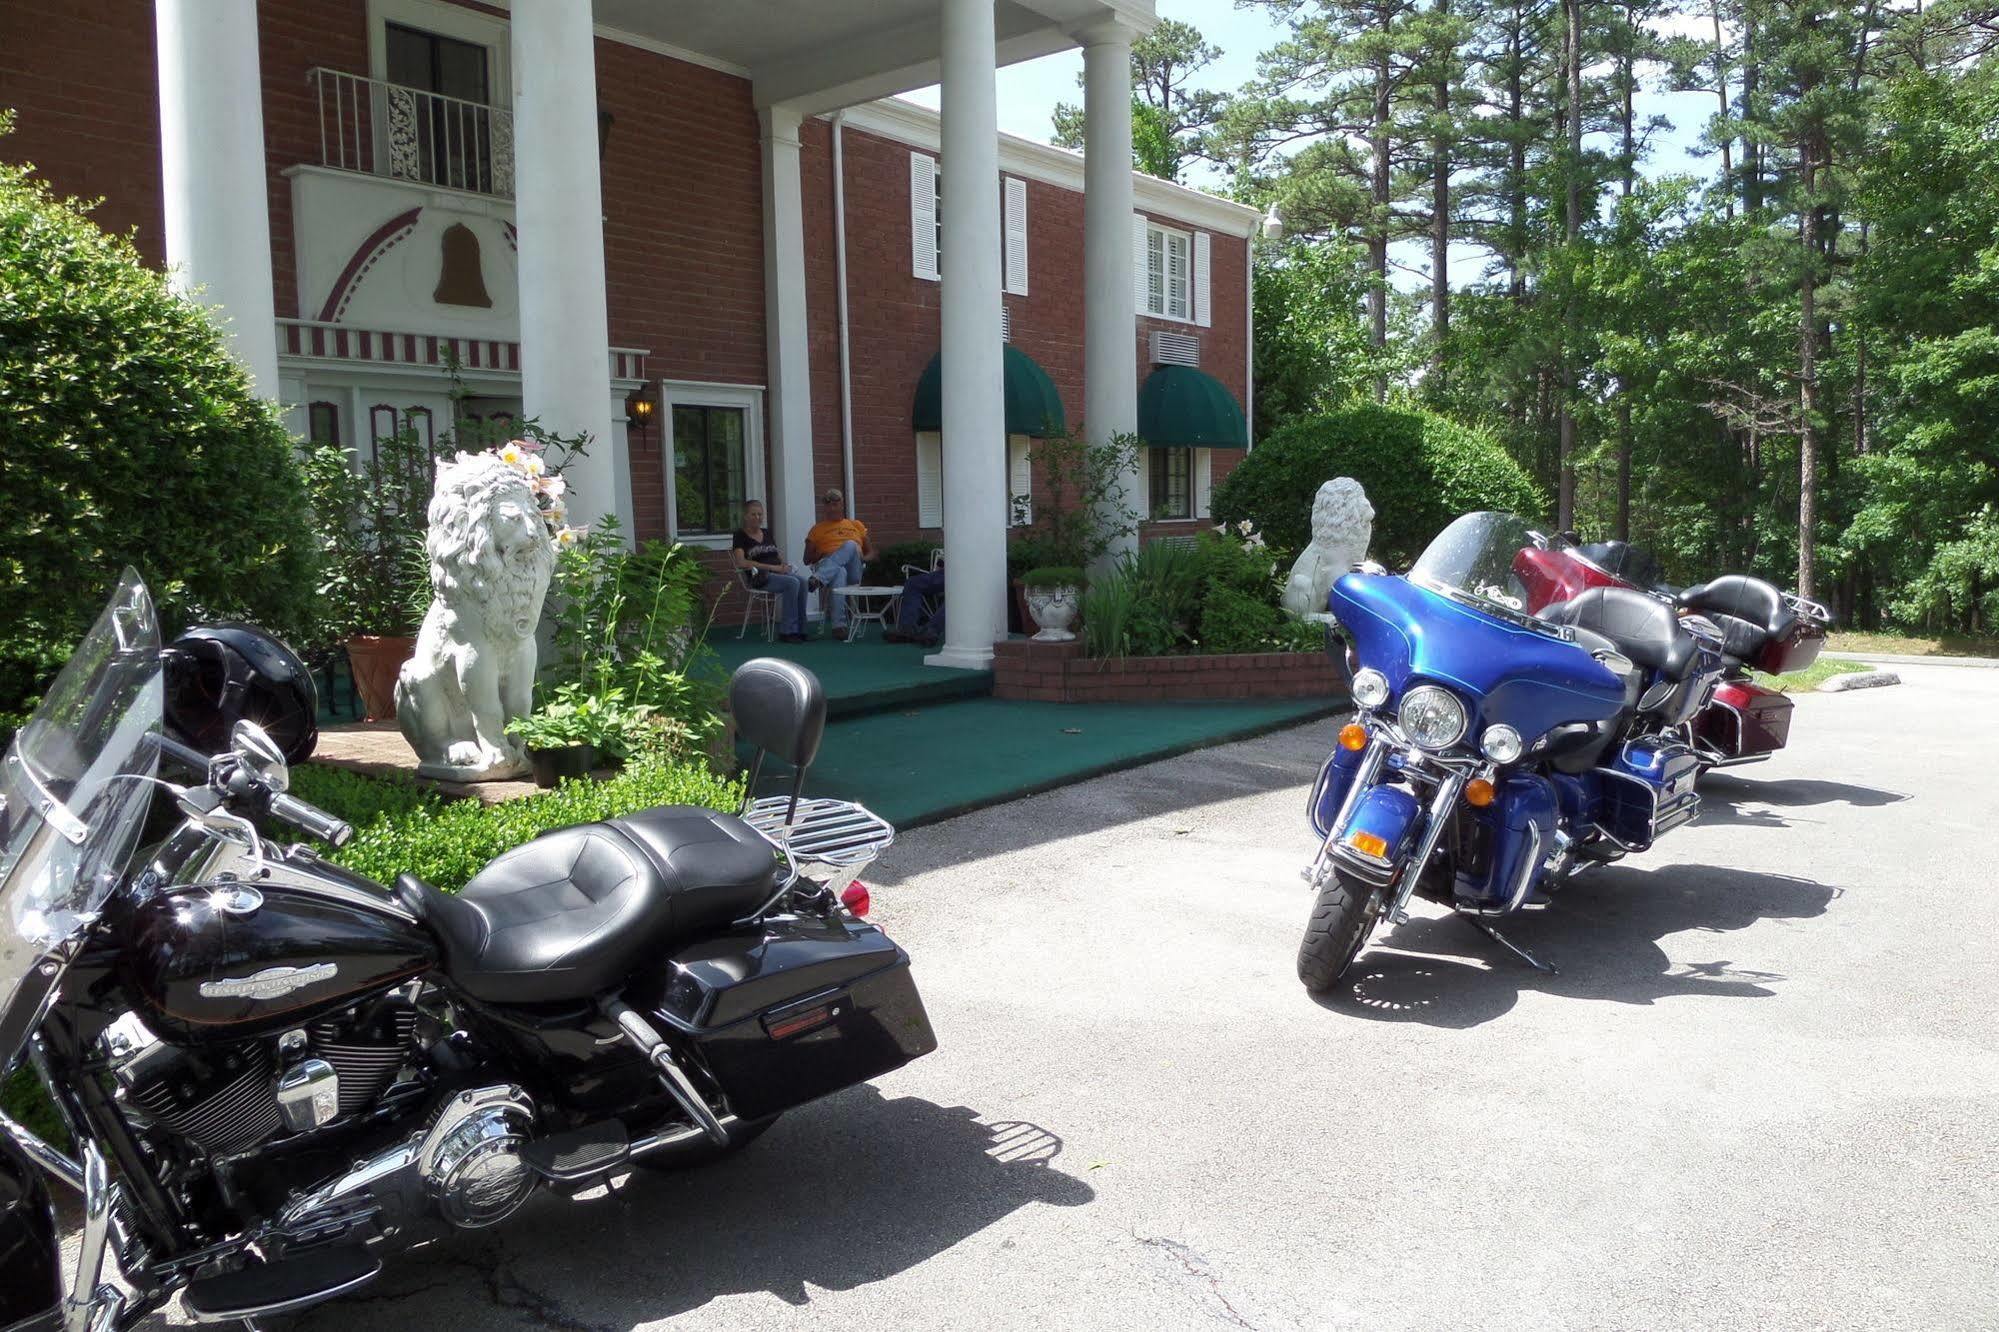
[0,571,162,1049]
[1408,512,1558,631]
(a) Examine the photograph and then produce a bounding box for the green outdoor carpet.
[795,696,1340,830]
[705,633,990,718]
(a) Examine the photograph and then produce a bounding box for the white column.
[1082,19,1140,570]
[928,0,1007,672]
[760,106,818,555]
[511,3,619,535]
[156,0,280,398]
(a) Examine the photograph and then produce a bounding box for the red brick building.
[0,0,1259,665]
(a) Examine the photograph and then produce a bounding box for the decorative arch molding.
[316,207,424,322]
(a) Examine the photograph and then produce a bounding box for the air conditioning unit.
[1151,330,1200,366]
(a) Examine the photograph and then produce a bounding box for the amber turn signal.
[1347,830,1389,859]
[1464,778,1496,808]
[1338,723,1369,752]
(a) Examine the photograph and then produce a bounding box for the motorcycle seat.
[1676,575,1795,664]
[401,806,780,1004]
[1540,586,1698,683]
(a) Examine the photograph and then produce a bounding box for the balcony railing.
[308,67,513,198]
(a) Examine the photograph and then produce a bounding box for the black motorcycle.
[0,572,936,1330]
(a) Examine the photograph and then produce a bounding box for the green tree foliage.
[1212,402,1545,564]
[0,124,318,724]
[1052,20,1229,181]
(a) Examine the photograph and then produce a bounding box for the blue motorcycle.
[1300,511,1714,990]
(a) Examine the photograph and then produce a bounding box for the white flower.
[497,442,526,469]
[531,473,566,499]
[521,453,546,477]
[555,525,584,547]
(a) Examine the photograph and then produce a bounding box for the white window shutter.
[1195,448,1213,519]
[1193,232,1212,327]
[917,432,944,527]
[1008,435,1032,525]
[911,153,938,281]
[1004,176,1029,296]
[1132,212,1151,313]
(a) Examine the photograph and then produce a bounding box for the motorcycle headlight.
[1481,724,1524,765]
[1399,685,1468,751]
[1351,668,1390,709]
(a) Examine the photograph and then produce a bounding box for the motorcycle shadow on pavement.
[1315,862,1840,1031]
[279,1088,1093,1330]
[1685,773,1910,830]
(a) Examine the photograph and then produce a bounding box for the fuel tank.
[118,866,436,1044]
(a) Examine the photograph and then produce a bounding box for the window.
[672,404,747,537]
[385,21,493,192]
[1144,223,1192,321]
[911,155,1029,291]
[1150,447,1192,520]
[914,432,1032,528]
[307,401,341,446]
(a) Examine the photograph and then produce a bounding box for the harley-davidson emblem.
[198,963,338,1001]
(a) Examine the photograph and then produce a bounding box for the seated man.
[803,487,877,641]
[887,561,945,646]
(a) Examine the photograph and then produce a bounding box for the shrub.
[865,541,940,586]
[0,128,320,711]
[1019,566,1085,589]
[291,759,742,893]
[1211,402,1545,566]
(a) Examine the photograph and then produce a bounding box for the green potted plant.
[505,683,652,788]
[1016,429,1141,638]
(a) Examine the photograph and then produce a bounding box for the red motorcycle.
[1516,538,1831,769]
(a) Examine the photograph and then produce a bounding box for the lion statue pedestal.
[396,453,556,782]
[1281,477,1376,623]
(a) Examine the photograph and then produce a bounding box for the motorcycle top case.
[1754,618,1826,676]
[632,914,937,1122]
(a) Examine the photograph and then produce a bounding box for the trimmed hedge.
[1211,402,1545,566]
[287,760,744,892]
[1,131,320,728]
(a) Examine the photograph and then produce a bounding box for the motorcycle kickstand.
[1461,915,1558,975]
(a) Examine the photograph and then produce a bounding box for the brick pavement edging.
[992,638,1342,703]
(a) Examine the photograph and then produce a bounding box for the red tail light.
[840,882,871,917]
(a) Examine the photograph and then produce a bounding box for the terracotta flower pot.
[345,635,416,722]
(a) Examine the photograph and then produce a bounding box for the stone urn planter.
[345,635,416,722]
[1021,569,1083,643]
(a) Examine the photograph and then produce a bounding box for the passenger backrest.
[729,658,827,773]
[1677,575,1795,663]
[1541,586,1698,682]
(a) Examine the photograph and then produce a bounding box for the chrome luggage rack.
[743,795,894,894]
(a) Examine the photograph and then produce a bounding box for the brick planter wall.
[994,639,1343,703]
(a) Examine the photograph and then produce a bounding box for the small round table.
[831,585,899,641]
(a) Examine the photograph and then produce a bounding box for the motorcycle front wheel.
[1297,867,1384,993]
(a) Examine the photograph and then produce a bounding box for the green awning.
[911,344,1067,437]
[1137,365,1248,449]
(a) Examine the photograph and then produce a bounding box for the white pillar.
[760,106,818,555]
[1082,20,1140,570]
[928,0,1007,672]
[156,0,280,398]
[511,3,619,535]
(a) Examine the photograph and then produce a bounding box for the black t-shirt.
[733,529,781,586]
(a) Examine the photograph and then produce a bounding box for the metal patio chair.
[733,566,780,641]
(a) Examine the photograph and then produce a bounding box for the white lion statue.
[1281,477,1376,622]
[396,453,556,781]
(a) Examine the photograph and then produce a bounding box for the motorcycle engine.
[110,999,420,1157]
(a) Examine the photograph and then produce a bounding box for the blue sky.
[908,2,1723,288]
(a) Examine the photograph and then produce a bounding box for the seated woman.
[731,500,808,643]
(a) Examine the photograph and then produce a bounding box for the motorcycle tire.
[635,1114,778,1172]
[1297,868,1383,993]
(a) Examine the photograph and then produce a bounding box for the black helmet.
[164,624,320,765]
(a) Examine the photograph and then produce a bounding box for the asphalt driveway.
[134,662,1995,1330]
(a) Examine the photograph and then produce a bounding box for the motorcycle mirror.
[230,719,290,794]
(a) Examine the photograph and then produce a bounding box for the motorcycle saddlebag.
[1754,617,1826,676]
[636,916,937,1123]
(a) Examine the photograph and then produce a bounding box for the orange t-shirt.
[806,518,869,562]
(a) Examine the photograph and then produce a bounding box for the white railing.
[308,67,514,198]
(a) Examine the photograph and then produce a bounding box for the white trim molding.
[839,97,1262,239]
[659,380,767,550]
